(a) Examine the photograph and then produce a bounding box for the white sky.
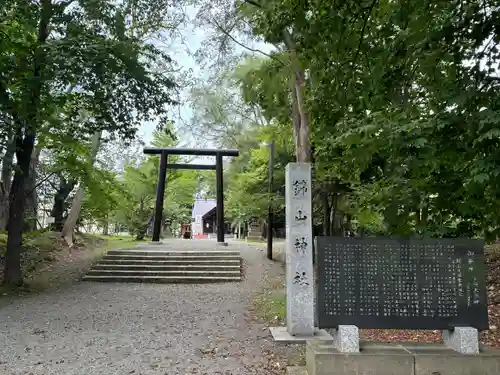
[137,6,203,144]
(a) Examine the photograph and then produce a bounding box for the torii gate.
[143,148,239,244]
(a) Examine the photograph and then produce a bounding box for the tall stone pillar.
[270,163,333,342]
[284,163,315,335]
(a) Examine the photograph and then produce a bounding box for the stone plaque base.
[287,367,307,375]
[443,326,479,354]
[332,325,359,353]
[269,326,333,343]
[304,340,500,375]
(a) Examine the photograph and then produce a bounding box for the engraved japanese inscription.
[285,163,315,335]
[294,209,308,222]
[316,237,489,330]
[293,271,310,286]
[292,179,308,197]
[294,237,308,255]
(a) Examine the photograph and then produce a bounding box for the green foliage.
[203,0,500,239]
[187,63,266,148]
[1,0,180,284]
[0,231,61,277]
[224,123,294,224]
[107,130,207,239]
[1,0,177,140]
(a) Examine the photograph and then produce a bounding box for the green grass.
[0,232,145,297]
[251,274,306,367]
[73,234,147,270]
[93,234,145,252]
[253,290,286,324]
[252,272,286,325]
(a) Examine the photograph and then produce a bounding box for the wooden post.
[152,152,168,242]
[216,152,225,243]
[267,140,275,260]
[143,148,239,243]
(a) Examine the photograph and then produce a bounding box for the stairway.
[82,248,242,283]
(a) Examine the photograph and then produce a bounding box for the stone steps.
[97,259,240,266]
[85,270,241,277]
[83,248,242,284]
[81,275,241,283]
[92,264,239,271]
[101,254,240,261]
[106,250,241,256]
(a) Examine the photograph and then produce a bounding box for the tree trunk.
[50,175,77,231]
[135,196,146,240]
[23,147,42,232]
[291,78,302,160]
[421,204,428,228]
[0,135,15,230]
[330,194,338,235]
[321,191,331,236]
[4,0,52,286]
[415,208,421,228]
[0,193,9,231]
[62,187,85,245]
[383,203,400,234]
[136,213,153,241]
[102,218,109,235]
[346,214,353,236]
[294,76,311,163]
[283,29,311,163]
[4,135,35,285]
[61,131,102,246]
[242,1,311,163]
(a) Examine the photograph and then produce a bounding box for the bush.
[0,231,64,278]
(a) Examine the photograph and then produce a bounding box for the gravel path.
[0,241,286,375]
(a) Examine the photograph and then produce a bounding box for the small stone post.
[285,163,314,336]
[443,327,480,354]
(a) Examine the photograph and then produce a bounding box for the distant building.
[190,198,231,239]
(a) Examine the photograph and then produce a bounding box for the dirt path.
[0,241,288,375]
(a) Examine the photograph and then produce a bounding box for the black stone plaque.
[316,237,489,330]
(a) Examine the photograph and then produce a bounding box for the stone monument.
[270,163,332,342]
[288,236,500,375]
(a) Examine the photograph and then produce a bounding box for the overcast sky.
[137,6,203,145]
[136,5,273,164]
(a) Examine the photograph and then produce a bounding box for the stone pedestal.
[332,325,359,353]
[306,340,413,375]
[284,163,314,336]
[302,340,500,375]
[443,327,479,354]
[269,326,333,343]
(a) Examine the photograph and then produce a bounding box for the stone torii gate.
[143,147,239,244]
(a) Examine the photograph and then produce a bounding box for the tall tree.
[62,131,102,246]
[198,0,500,238]
[0,0,176,285]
